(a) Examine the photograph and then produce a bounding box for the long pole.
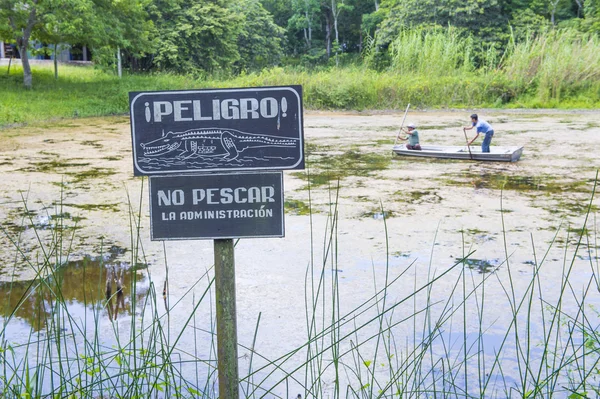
[462,128,474,160]
[214,238,239,398]
[393,103,411,146]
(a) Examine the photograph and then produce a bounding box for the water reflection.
[0,256,148,331]
[369,211,394,219]
[460,257,499,274]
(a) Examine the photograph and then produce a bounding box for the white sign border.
[130,86,303,175]
[148,171,285,241]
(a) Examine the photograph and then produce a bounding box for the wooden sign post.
[214,239,238,398]
[130,86,304,398]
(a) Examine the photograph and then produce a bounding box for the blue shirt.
[473,120,493,134]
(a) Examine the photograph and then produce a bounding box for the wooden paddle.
[394,103,411,146]
[462,128,474,160]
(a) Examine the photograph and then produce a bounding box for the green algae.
[66,168,117,184]
[394,189,443,204]
[1,207,85,234]
[295,147,392,187]
[440,173,591,194]
[65,203,120,212]
[21,159,92,173]
[80,140,103,149]
[285,199,311,215]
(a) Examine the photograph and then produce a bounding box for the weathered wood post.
[214,238,239,398]
[129,86,303,399]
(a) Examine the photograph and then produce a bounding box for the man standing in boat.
[464,114,494,153]
[399,123,421,150]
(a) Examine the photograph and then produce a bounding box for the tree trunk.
[117,47,122,78]
[331,0,341,66]
[54,44,58,80]
[304,28,310,48]
[573,0,582,16]
[305,5,312,48]
[550,0,559,25]
[332,0,340,46]
[325,12,332,58]
[11,5,37,89]
[18,41,33,89]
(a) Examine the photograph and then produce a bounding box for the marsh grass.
[503,30,600,106]
[388,27,477,77]
[0,175,599,397]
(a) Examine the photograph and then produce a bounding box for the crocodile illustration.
[140,128,299,160]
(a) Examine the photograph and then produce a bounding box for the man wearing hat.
[399,123,421,150]
[464,114,494,153]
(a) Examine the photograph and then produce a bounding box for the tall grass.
[502,29,600,105]
[0,173,599,397]
[388,27,476,76]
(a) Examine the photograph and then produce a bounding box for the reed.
[502,29,600,105]
[388,27,476,77]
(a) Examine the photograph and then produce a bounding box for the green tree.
[343,0,376,52]
[582,0,600,31]
[529,0,578,24]
[0,0,43,88]
[323,0,353,62]
[261,0,299,53]
[376,0,508,48]
[288,0,321,51]
[36,0,95,79]
[149,0,241,73]
[88,0,155,77]
[0,0,153,87]
[231,0,285,71]
[509,7,551,39]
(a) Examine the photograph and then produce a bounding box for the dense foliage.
[2,0,599,72]
[1,0,600,105]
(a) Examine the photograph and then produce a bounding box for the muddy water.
[0,249,148,330]
[0,110,599,396]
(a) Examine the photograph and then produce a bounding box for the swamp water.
[0,111,599,397]
[0,250,148,333]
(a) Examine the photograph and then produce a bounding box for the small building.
[0,40,90,62]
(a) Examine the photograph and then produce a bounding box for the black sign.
[149,172,284,240]
[130,86,304,176]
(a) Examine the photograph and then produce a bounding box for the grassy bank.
[1,29,599,127]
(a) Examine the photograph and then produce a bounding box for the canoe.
[392,145,524,162]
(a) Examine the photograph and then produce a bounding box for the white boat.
[392,145,524,162]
